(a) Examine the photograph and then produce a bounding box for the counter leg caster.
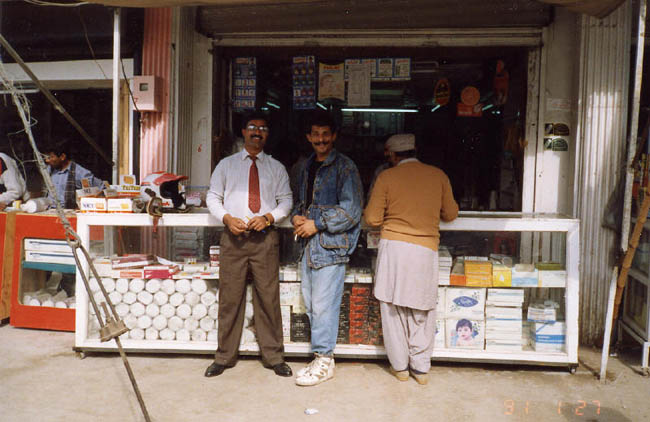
[569,364,578,375]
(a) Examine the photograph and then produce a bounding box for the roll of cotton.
[130,302,145,317]
[145,278,162,293]
[208,304,219,319]
[129,278,145,293]
[199,316,215,332]
[137,291,153,305]
[191,279,208,295]
[42,298,55,307]
[153,291,169,306]
[184,317,199,331]
[152,314,167,330]
[55,301,67,309]
[93,291,105,306]
[122,291,137,305]
[168,316,183,332]
[145,327,159,341]
[184,291,200,307]
[145,303,160,318]
[88,277,100,292]
[64,297,76,309]
[124,314,138,330]
[175,279,191,294]
[169,292,184,307]
[101,278,116,293]
[137,315,152,329]
[115,278,129,294]
[200,290,216,307]
[192,303,208,320]
[160,303,175,318]
[129,328,145,340]
[176,304,192,319]
[191,329,207,342]
[245,302,254,320]
[159,328,175,341]
[207,329,218,342]
[161,279,176,295]
[116,303,130,317]
[108,291,122,305]
[240,328,256,344]
[176,328,191,342]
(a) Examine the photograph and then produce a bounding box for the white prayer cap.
[385,134,415,152]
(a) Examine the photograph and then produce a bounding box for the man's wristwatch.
[263,215,271,226]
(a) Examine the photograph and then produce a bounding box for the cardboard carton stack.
[485,288,524,351]
[349,284,371,344]
[337,285,351,344]
[445,287,486,349]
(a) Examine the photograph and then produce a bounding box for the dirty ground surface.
[0,323,648,422]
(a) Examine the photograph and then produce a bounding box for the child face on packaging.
[457,326,473,341]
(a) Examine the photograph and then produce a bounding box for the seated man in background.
[0,151,29,210]
[43,139,104,209]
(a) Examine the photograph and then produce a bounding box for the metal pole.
[112,8,121,184]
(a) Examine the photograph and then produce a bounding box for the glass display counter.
[73,211,579,370]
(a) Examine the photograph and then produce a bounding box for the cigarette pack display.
[446,318,485,350]
[281,305,291,339]
[91,258,113,277]
[511,264,538,287]
[182,263,207,273]
[279,282,302,306]
[290,313,311,342]
[337,286,351,344]
[111,254,156,269]
[79,197,107,213]
[367,296,382,346]
[107,198,139,213]
[144,265,179,279]
[445,287,486,319]
[191,272,219,280]
[110,269,145,279]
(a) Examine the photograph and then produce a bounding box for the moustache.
[312,141,331,146]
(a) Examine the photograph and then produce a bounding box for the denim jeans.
[301,253,346,355]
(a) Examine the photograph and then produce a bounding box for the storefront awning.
[83,0,625,19]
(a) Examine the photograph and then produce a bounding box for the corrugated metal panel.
[140,8,172,181]
[574,1,631,345]
[171,7,194,180]
[140,8,172,257]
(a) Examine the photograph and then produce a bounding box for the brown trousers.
[214,228,285,367]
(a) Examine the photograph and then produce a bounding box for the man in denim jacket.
[291,111,363,386]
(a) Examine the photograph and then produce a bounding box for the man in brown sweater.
[364,133,458,385]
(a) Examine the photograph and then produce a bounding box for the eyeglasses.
[246,124,269,133]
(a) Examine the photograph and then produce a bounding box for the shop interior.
[219,46,529,213]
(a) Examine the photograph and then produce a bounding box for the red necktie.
[248,155,261,213]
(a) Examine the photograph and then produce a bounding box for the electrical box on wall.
[132,76,162,112]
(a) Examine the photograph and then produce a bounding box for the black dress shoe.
[271,362,293,377]
[204,362,227,377]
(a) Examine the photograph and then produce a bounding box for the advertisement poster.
[393,58,411,80]
[318,63,345,101]
[347,63,371,106]
[434,78,451,106]
[292,56,316,110]
[376,58,394,81]
[232,57,256,111]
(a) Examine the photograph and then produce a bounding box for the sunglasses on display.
[246,124,269,133]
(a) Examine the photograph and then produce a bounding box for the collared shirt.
[47,161,104,206]
[0,152,29,204]
[206,148,292,224]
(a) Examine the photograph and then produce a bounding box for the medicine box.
[450,262,466,286]
[531,321,566,352]
[511,264,538,287]
[24,238,72,253]
[492,264,512,287]
[24,250,76,265]
[445,287,486,319]
[466,273,492,287]
[464,260,492,276]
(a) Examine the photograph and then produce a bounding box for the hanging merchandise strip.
[0,38,152,422]
[292,56,316,110]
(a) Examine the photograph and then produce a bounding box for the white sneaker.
[295,355,335,386]
[296,357,319,378]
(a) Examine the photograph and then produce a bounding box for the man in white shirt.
[204,112,293,378]
[0,152,29,210]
